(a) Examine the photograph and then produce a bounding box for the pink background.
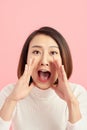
[0,0,87,90]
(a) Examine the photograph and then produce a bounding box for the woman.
[0,26,87,130]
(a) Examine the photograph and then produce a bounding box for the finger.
[29,76,33,86]
[29,82,35,89]
[27,58,35,78]
[60,65,67,81]
[22,64,28,78]
[52,56,60,69]
[51,84,58,90]
[53,60,62,80]
[27,58,36,85]
[28,58,33,75]
[52,57,59,77]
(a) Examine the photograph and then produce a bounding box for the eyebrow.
[49,46,59,48]
[31,45,42,48]
[31,45,59,48]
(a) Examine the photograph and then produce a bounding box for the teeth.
[41,70,48,72]
[39,69,50,72]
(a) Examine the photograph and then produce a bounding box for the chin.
[34,81,51,90]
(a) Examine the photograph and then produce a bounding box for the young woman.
[0,26,87,130]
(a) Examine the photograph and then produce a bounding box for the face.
[27,34,62,90]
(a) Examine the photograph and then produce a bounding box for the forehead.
[29,34,58,47]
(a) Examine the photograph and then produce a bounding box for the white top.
[0,82,87,130]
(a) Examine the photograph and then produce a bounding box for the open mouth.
[38,70,51,82]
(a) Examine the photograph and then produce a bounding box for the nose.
[40,54,49,66]
[40,59,49,66]
[41,62,48,66]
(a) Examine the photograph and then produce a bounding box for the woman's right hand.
[8,59,35,101]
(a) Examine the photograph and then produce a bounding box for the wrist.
[6,95,18,103]
[67,98,82,123]
[66,95,78,106]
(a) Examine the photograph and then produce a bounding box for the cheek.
[27,51,32,65]
[32,58,40,73]
[53,56,62,67]
[51,56,62,77]
[56,55,62,65]
[27,51,40,65]
[58,58,62,66]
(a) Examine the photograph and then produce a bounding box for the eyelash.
[32,50,40,55]
[32,50,58,56]
[50,51,58,55]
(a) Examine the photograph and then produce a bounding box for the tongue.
[39,71,50,81]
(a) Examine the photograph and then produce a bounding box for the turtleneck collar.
[30,86,56,100]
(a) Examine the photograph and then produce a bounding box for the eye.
[32,50,41,55]
[50,51,58,55]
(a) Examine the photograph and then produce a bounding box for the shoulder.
[0,83,15,109]
[69,82,87,98]
[0,83,15,98]
[69,82,87,92]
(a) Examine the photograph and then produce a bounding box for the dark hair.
[17,26,73,79]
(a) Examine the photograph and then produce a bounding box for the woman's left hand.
[52,59,82,123]
[52,59,76,103]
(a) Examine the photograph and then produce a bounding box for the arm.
[0,97,17,121]
[0,84,17,130]
[52,59,87,129]
[67,97,81,123]
[0,64,32,121]
[0,60,35,129]
[66,86,87,130]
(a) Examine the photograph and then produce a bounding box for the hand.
[52,59,76,103]
[8,59,35,101]
[52,59,82,123]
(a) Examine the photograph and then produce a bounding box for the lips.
[38,70,51,82]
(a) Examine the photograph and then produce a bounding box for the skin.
[27,34,62,90]
[0,34,81,123]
